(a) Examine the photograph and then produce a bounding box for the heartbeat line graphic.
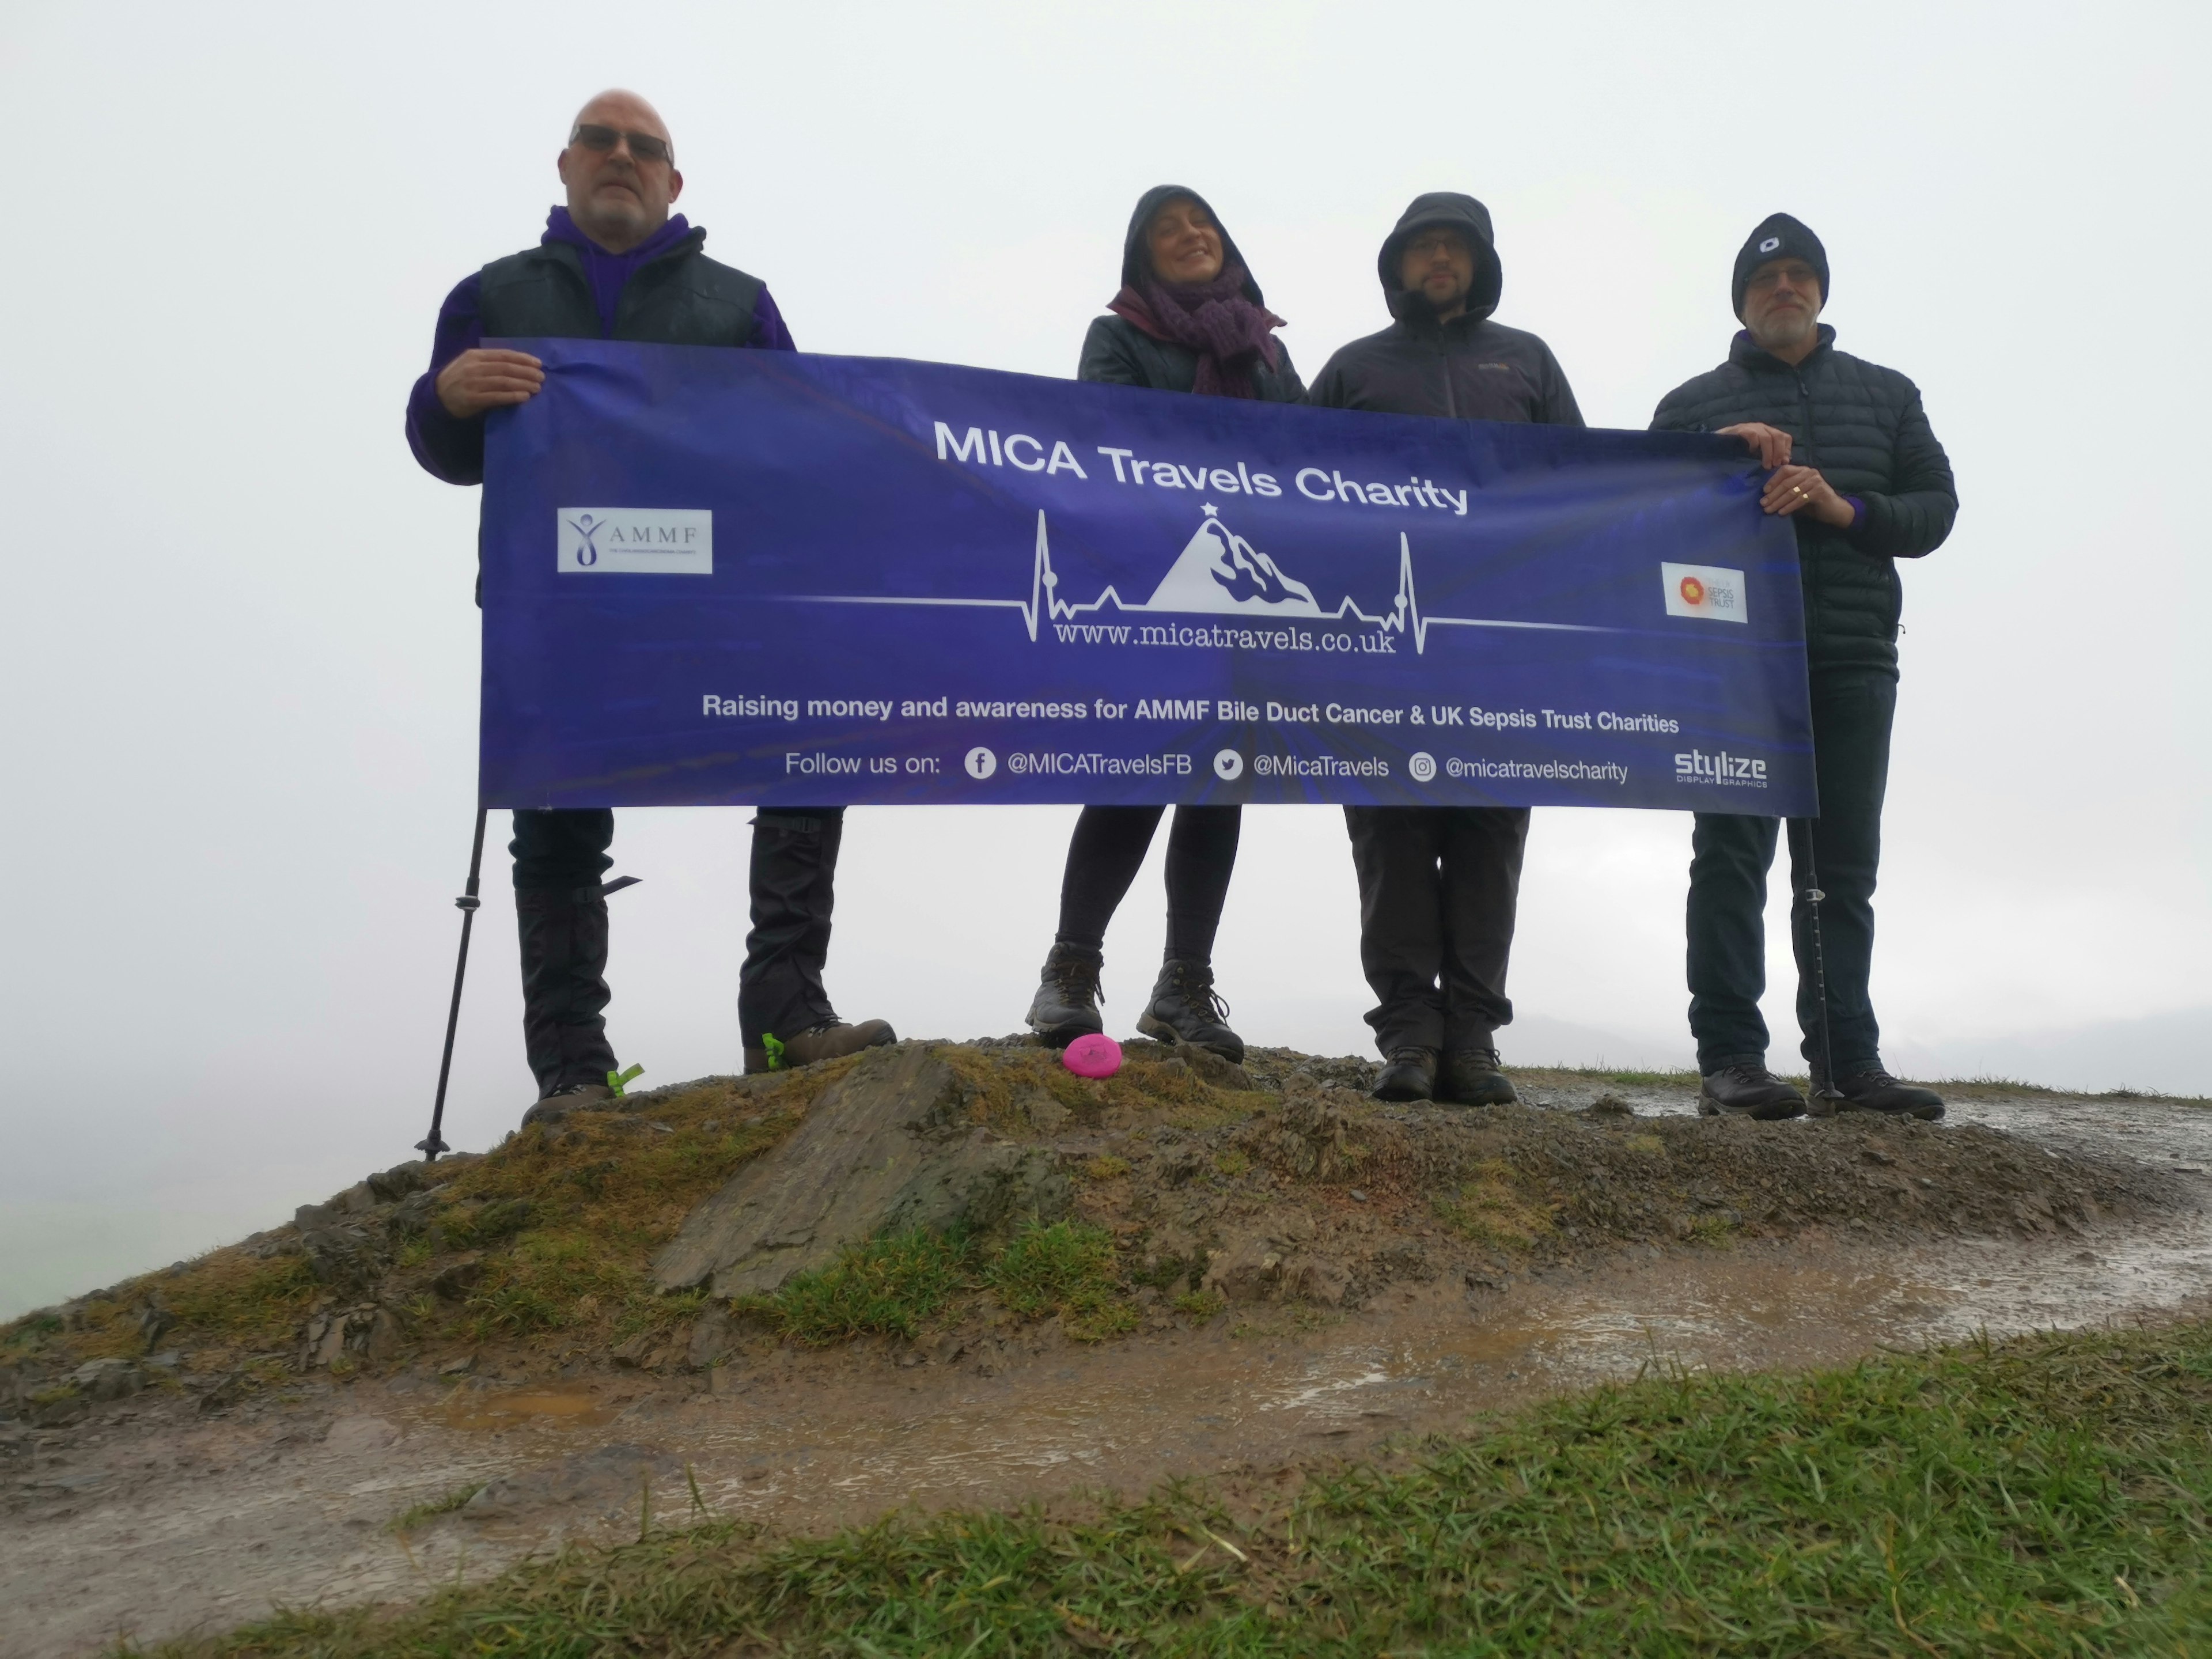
[789,508,1617,655]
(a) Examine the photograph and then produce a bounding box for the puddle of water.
[437,1390,619,1431]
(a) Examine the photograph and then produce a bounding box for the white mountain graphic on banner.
[791,505,1617,654]
[1143,506,1324,618]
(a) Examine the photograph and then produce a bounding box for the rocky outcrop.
[652,1044,1071,1298]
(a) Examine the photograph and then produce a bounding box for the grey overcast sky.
[2,1,2206,1318]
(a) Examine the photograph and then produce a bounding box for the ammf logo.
[556,507,715,576]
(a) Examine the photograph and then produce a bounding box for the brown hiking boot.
[521,1080,614,1128]
[744,1016,896,1075]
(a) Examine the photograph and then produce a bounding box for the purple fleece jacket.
[406,207,795,484]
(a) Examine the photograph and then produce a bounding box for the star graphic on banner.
[1200,503,1218,516]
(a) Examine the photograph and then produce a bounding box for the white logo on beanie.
[1758,236,1782,253]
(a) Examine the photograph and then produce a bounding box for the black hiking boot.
[1135,959,1244,1062]
[1699,1062,1807,1121]
[744,1014,896,1075]
[1025,943,1105,1048]
[1437,1048,1517,1107]
[1819,1067,1945,1120]
[1373,1047,1437,1103]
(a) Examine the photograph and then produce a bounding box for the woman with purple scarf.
[1023,185,1304,1062]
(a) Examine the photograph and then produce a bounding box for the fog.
[3,1,2205,1317]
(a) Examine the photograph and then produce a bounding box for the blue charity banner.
[478,339,1815,815]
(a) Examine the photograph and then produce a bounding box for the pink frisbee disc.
[1062,1033,1123,1078]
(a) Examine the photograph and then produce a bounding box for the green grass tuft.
[738,1229,971,1346]
[385,1484,483,1533]
[1173,1286,1227,1321]
[986,1219,1138,1342]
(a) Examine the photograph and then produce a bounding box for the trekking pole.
[1791,818,1846,1114]
[416,805,490,1161]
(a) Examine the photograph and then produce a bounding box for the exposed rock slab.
[652,1044,1070,1297]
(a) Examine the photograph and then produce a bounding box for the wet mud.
[3,1074,2206,1657]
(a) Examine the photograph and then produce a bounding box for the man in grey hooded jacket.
[1308,194,1583,1107]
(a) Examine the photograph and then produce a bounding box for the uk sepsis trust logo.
[1660,562,1746,623]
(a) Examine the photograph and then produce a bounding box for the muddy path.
[4,1073,2207,1658]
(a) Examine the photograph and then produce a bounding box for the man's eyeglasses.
[570,124,673,165]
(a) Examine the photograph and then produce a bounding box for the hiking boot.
[1825,1068,1945,1120]
[1437,1047,1517,1107]
[1135,959,1245,1062]
[1025,943,1104,1047]
[1373,1047,1437,1102]
[744,1015,896,1075]
[521,1079,614,1129]
[1698,1062,1807,1121]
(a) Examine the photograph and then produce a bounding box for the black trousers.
[509,809,618,1095]
[738,808,847,1047]
[1055,804,1241,964]
[1343,805,1529,1057]
[1686,665,1897,1076]
[507,805,846,1081]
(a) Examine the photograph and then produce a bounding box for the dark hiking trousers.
[740,808,847,1048]
[510,808,618,1096]
[1343,806,1530,1057]
[1687,665,1897,1077]
[510,806,852,1084]
[1055,804,1242,964]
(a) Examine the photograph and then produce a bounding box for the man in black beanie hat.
[1652,213,1957,1122]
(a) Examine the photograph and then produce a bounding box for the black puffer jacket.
[1077,184,1304,401]
[1306,192,1580,426]
[1653,325,1957,672]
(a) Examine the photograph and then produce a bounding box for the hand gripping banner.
[479,340,1815,815]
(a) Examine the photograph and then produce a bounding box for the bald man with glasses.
[407,90,893,1124]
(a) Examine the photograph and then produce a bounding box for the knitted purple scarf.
[1108,261,1285,398]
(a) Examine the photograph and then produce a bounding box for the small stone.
[32,1394,89,1428]
[431,1257,485,1301]
[69,1358,145,1403]
[366,1162,429,1203]
[324,1415,402,1453]
[1349,1190,1368,1203]
[437,1354,476,1377]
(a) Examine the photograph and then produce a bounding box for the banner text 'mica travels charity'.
[479,340,1815,815]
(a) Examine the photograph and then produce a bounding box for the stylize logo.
[1758,236,1781,253]
[558,509,714,575]
[1661,562,1746,623]
[1673,748,1770,789]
